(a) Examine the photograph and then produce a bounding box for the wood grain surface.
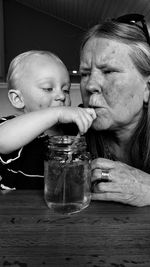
[0,190,150,267]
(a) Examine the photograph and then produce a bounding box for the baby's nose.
[55,90,65,101]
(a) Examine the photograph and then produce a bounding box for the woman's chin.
[91,119,110,131]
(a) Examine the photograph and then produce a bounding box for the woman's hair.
[7,50,64,91]
[81,20,150,172]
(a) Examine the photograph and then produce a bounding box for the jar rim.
[49,135,85,144]
[47,135,86,152]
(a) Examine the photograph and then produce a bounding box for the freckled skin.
[18,54,70,113]
[80,37,149,133]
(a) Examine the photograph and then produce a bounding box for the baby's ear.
[8,89,25,109]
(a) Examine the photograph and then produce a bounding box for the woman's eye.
[103,70,112,74]
[80,72,90,78]
[103,69,118,75]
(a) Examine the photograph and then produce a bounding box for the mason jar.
[44,135,91,215]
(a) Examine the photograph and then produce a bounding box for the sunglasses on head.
[112,13,150,45]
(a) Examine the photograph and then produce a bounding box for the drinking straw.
[66,132,80,163]
[54,133,81,197]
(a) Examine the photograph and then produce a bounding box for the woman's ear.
[143,80,150,104]
[8,89,25,109]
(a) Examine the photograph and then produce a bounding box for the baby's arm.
[0,107,96,154]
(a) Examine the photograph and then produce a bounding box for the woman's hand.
[91,158,150,207]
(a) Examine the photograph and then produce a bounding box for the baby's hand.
[58,107,96,134]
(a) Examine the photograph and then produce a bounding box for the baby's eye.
[62,84,70,94]
[63,89,70,94]
[42,87,53,92]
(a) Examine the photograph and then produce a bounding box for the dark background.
[3,0,84,78]
[2,0,150,81]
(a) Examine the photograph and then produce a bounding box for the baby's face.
[19,54,71,112]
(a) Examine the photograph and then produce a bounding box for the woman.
[79,14,150,206]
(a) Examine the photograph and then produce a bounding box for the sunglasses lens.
[116,14,144,23]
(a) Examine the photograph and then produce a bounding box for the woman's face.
[80,37,149,132]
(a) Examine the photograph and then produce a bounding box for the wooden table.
[0,190,150,267]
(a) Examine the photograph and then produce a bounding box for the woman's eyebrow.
[79,66,91,71]
[96,62,122,70]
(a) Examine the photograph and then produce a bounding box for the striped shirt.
[0,116,48,190]
[0,116,78,190]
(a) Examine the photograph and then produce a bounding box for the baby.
[0,50,96,190]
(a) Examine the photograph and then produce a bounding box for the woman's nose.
[86,74,102,94]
